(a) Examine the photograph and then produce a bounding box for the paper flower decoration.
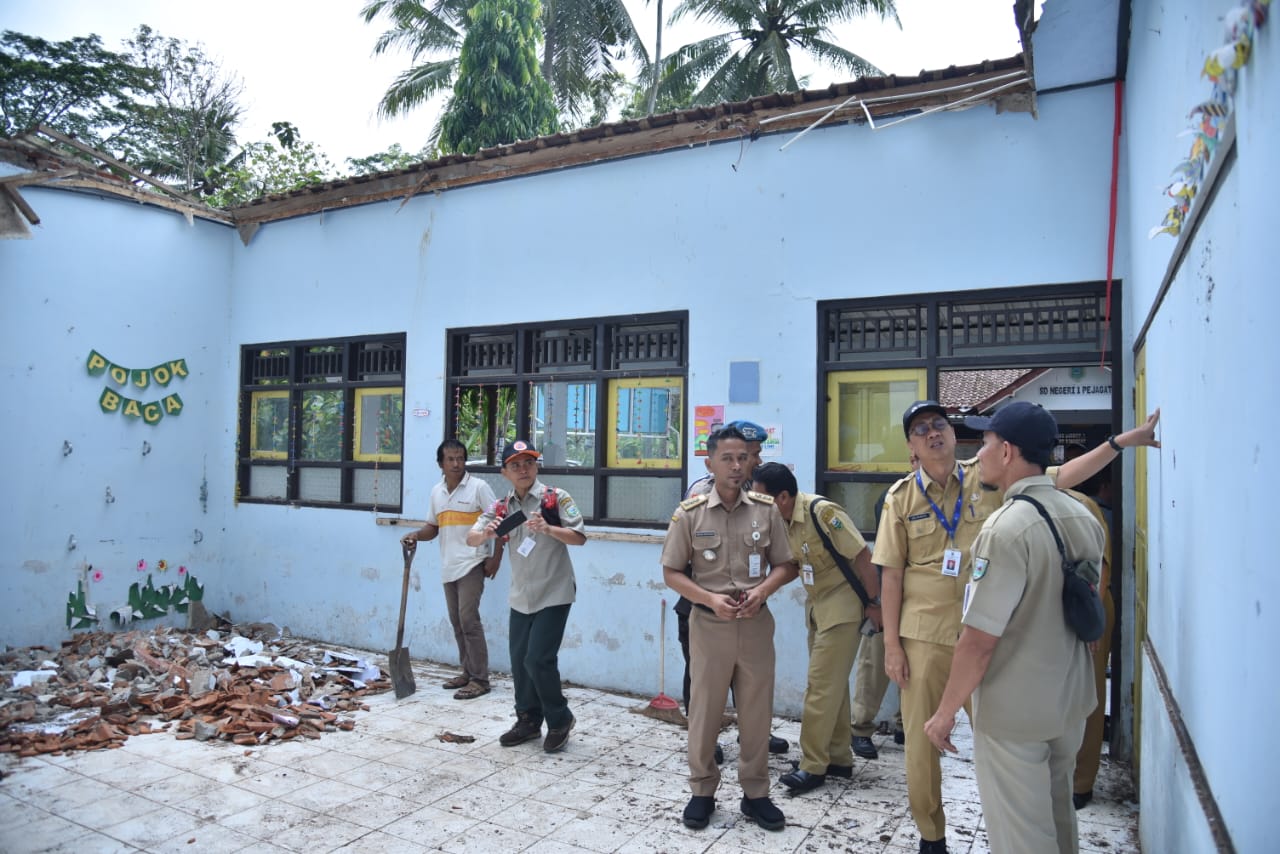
[92,568,104,583]
[178,565,188,576]
[137,559,147,572]
[157,559,169,572]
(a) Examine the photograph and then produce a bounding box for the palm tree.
[361,0,470,120]
[659,0,899,107]
[362,0,648,123]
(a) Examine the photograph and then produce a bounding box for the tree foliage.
[659,0,898,106]
[363,0,645,130]
[205,122,337,208]
[345,142,435,175]
[0,29,154,144]
[121,26,245,193]
[437,0,559,154]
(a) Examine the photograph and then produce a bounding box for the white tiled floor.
[0,658,1140,853]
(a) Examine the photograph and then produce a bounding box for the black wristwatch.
[1106,435,1122,453]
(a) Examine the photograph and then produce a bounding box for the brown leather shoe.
[442,674,470,690]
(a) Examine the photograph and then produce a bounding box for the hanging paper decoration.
[86,350,189,424]
[1151,0,1270,238]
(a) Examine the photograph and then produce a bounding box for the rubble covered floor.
[0,655,1140,853]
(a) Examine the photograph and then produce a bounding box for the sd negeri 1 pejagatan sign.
[87,350,187,425]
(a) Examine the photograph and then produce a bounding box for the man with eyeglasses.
[875,401,1159,854]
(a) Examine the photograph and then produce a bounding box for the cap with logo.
[902,400,948,437]
[725,420,767,442]
[963,401,1059,465]
[501,439,541,466]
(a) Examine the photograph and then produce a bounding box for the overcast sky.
[5,0,1027,167]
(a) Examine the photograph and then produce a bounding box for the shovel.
[389,541,417,698]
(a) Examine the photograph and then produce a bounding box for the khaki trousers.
[798,611,858,774]
[851,630,903,737]
[974,717,1087,854]
[1074,589,1115,794]
[443,563,489,686]
[687,606,776,798]
[900,637,969,841]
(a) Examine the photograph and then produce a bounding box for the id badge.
[801,564,814,586]
[942,548,962,577]
[517,536,537,557]
[749,552,762,578]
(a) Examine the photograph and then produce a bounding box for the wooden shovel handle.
[396,542,415,650]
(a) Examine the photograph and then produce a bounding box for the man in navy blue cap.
[875,400,1159,853]
[923,402,1103,854]
[675,419,790,759]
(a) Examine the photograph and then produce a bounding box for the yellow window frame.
[249,390,289,460]
[353,386,404,463]
[607,376,684,469]
[826,368,926,472]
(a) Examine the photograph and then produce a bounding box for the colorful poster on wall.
[761,424,782,458]
[693,405,724,456]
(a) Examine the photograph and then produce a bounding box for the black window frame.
[446,311,688,528]
[236,333,406,512]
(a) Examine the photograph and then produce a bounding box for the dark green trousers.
[509,603,571,728]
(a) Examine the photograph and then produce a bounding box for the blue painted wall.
[1,188,234,648]
[218,85,1116,716]
[1123,3,1277,851]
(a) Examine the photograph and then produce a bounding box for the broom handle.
[659,598,667,694]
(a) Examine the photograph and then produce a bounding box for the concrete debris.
[0,624,390,757]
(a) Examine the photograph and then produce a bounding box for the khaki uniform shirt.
[661,489,793,595]
[872,460,1069,647]
[963,475,1103,740]
[472,478,585,614]
[787,493,868,630]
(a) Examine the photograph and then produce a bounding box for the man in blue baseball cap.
[675,418,790,759]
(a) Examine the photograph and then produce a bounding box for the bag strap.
[1009,494,1069,574]
[808,497,871,608]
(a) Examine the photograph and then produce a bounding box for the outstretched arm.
[1056,408,1160,489]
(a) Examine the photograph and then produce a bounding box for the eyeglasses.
[909,416,950,437]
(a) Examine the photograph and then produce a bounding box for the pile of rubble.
[0,623,391,757]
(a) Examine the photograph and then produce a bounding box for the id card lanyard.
[917,467,964,577]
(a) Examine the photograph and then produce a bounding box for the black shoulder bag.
[1009,494,1106,643]
[808,498,872,610]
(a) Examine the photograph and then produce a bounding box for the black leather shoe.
[779,768,826,792]
[683,795,715,829]
[543,714,575,753]
[852,735,879,759]
[1073,790,1093,810]
[919,837,948,854]
[740,795,785,831]
[768,734,789,754]
[499,713,542,747]
[825,763,853,778]
[894,728,905,745]
[714,743,724,765]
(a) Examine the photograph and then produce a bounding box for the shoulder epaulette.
[679,494,708,511]
[747,490,774,505]
[886,476,912,496]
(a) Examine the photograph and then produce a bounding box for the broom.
[636,597,685,724]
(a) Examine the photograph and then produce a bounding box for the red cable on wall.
[1101,79,1123,366]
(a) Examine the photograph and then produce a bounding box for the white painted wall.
[1124,2,1277,850]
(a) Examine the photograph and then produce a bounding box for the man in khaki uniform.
[750,462,879,793]
[661,426,798,832]
[877,401,1159,853]
[924,402,1103,854]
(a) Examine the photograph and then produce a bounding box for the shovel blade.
[389,647,416,698]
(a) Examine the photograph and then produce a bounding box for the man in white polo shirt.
[403,439,503,699]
